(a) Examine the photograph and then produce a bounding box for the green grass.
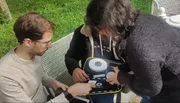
[131,0,152,14]
[0,0,152,58]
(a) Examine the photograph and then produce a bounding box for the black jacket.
[65,13,180,103]
[65,25,126,75]
[118,13,180,103]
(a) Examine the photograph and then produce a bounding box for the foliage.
[0,0,152,58]
[0,12,10,24]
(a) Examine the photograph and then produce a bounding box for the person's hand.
[51,80,69,91]
[67,83,95,97]
[72,68,89,82]
[106,67,120,85]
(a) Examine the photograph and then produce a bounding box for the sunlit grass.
[0,0,152,58]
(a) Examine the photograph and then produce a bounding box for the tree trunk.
[0,0,12,20]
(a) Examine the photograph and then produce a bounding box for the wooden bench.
[42,33,138,103]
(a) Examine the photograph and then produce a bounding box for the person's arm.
[118,62,131,72]
[0,76,70,103]
[65,25,86,75]
[42,73,54,88]
[0,76,33,103]
[48,83,95,103]
[117,38,164,96]
[42,73,69,91]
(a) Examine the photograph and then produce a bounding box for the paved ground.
[120,91,141,103]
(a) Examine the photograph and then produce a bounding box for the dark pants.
[89,94,114,103]
[140,96,150,103]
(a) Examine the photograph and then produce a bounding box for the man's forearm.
[42,73,54,88]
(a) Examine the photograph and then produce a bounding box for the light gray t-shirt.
[0,49,68,103]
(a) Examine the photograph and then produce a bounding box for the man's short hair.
[13,12,54,44]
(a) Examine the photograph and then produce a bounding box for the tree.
[0,0,12,21]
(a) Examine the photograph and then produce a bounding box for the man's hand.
[72,68,89,82]
[67,83,95,97]
[106,67,120,85]
[51,80,69,91]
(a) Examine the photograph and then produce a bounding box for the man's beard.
[35,48,48,56]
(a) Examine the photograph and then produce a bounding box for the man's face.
[31,31,53,56]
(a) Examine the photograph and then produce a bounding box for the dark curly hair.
[85,0,139,38]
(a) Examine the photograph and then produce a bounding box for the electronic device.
[83,57,122,95]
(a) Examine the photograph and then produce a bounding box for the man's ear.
[23,38,34,47]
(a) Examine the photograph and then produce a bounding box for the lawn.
[0,0,152,58]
